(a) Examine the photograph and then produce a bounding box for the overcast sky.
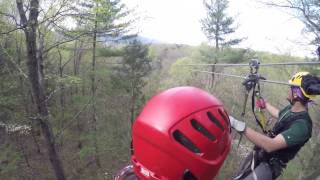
[122,0,317,57]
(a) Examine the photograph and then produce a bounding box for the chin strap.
[290,86,311,106]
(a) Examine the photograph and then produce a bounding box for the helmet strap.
[289,87,309,106]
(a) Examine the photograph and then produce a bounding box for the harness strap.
[251,81,267,133]
[251,153,258,180]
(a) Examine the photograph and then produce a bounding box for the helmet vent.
[191,119,216,141]
[173,130,201,154]
[183,169,197,180]
[218,109,230,126]
[207,111,224,132]
[130,141,134,155]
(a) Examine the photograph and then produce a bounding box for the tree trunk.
[16,0,66,179]
[215,36,219,50]
[91,17,101,169]
[210,58,218,89]
[15,28,37,180]
[58,47,65,131]
[73,40,84,94]
[212,16,219,89]
[73,40,85,150]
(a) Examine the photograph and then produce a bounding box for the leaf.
[57,75,83,87]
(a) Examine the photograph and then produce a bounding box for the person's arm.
[229,116,287,152]
[265,102,280,119]
[244,127,287,153]
[256,98,279,119]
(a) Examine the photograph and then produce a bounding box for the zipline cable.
[191,70,291,86]
[181,61,320,67]
[192,70,245,78]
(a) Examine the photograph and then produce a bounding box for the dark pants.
[242,162,273,180]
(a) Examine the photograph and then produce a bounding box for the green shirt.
[277,105,312,147]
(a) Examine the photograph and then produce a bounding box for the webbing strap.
[251,81,267,133]
[251,153,258,180]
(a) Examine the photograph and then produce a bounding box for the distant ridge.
[104,35,164,45]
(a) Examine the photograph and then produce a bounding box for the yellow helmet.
[288,72,316,100]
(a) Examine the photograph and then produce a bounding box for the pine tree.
[112,40,152,125]
[201,0,243,50]
[72,0,133,169]
[201,0,244,88]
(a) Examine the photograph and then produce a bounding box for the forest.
[0,0,319,180]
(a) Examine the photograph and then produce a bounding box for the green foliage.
[190,44,253,65]
[0,1,16,33]
[72,95,92,105]
[168,57,200,86]
[0,144,22,176]
[111,40,152,94]
[74,0,132,38]
[0,96,19,108]
[98,47,124,57]
[78,145,96,161]
[95,67,112,80]
[191,44,218,63]
[218,48,255,63]
[57,75,83,87]
[278,161,301,180]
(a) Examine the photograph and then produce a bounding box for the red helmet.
[131,86,231,180]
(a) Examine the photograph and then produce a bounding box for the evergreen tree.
[200,0,244,87]
[112,40,152,125]
[201,0,243,50]
[72,0,133,169]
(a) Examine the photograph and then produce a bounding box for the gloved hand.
[256,97,266,109]
[229,116,246,133]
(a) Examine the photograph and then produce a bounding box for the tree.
[263,1,320,45]
[200,0,244,88]
[112,40,152,126]
[201,0,243,50]
[15,0,66,179]
[70,0,133,169]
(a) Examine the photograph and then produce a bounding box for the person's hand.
[256,97,266,109]
[229,116,246,133]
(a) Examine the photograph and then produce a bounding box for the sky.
[122,0,317,58]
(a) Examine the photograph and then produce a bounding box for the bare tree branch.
[43,32,90,54]
[0,26,25,35]
[0,45,28,79]
[261,0,320,44]
[0,9,25,34]
[55,97,93,139]
[0,11,19,25]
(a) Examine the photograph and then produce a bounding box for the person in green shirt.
[230,72,320,180]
